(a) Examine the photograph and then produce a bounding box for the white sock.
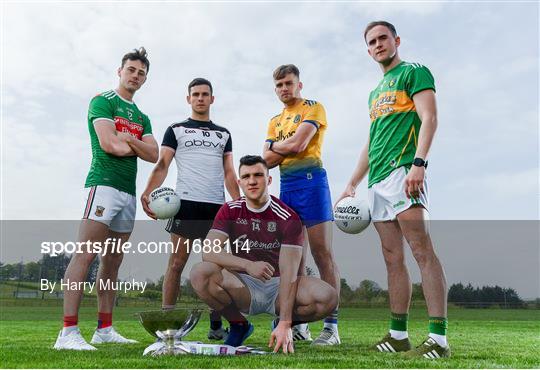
[61,325,79,336]
[323,322,338,332]
[389,329,408,340]
[429,333,447,347]
[97,326,112,334]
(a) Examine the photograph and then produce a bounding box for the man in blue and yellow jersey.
[263,65,340,346]
[337,21,450,359]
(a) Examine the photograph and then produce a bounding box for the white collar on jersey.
[245,196,272,213]
[113,89,134,104]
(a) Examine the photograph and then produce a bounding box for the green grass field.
[1,304,539,368]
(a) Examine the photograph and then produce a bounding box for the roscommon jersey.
[85,90,152,195]
[266,99,328,191]
[368,61,435,187]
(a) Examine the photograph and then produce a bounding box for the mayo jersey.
[368,61,435,187]
[85,90,153,196]
[210,195,304,276]
[162,118,232,204]
[266,99,328,191]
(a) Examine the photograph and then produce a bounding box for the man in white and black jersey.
[141,78,240,340]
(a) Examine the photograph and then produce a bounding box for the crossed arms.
[263,122,318,169]
[94,120,158,163]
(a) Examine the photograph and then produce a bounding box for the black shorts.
[165,199,222,240]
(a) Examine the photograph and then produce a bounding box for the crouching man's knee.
[320,284,339,316]
[309,281,338,320]
[189,261,221,294]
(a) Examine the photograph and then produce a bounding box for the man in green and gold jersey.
[54,48,159,351]
[337,21,450,359]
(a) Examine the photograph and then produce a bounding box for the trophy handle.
[174,309,203,339]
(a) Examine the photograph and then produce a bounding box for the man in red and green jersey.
[54,48,159,351]
[337,22,450,359]
[85,88,153,195]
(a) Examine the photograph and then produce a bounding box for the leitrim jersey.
[210,195,304,276]
[85,90,152,196]
[368,61,435,187]
[162,118,232,204]
[266,99,328,191]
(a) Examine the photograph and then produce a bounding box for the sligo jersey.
[368,61,435,187]
[266,99,328,191]
[85,90,152,196]
[162,118,232,204]
[210,195,304,276]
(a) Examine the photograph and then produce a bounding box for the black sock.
[209,310,222,330]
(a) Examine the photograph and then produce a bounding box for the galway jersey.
[210,195,304,276]
[85,90,152,196]
[162,118,232,204]
[368,61,435,187]
[266,99,328,191]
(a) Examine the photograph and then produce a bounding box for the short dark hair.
[188,78,213,95]
[364,21,398,41]
[239,155,268,173]
[121,47,150,72]
[273,64,300,80]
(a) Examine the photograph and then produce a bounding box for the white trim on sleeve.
[209,229,229,238]
[92,118,115,125]
[281,244,303,249]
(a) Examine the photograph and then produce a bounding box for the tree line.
[0,256,528,308]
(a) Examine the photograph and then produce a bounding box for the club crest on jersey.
[389,79,396,88]
[293,114,301,123]
[267,222,276,232]
[95,206,105,217]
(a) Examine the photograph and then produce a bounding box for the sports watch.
[413,157,428,168]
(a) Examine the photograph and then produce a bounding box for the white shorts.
[237,273,280,316]
[368,166,429,222]
[82,185,136,233]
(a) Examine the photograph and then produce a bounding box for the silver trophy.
[138,308,203,356]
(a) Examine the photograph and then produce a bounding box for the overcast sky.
[1,3,538,296]
[2,1,538,220]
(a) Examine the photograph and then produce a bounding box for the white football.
[334,196,371,234]
[148,187,181,219]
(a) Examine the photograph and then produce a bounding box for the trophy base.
[143,340,269,356]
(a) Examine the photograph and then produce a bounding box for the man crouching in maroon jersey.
[190,155,337,353]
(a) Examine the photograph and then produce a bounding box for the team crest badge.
[267,222,277,232]
[293,114,301,123]
[389,79,396,88]
[95,206,105,217]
